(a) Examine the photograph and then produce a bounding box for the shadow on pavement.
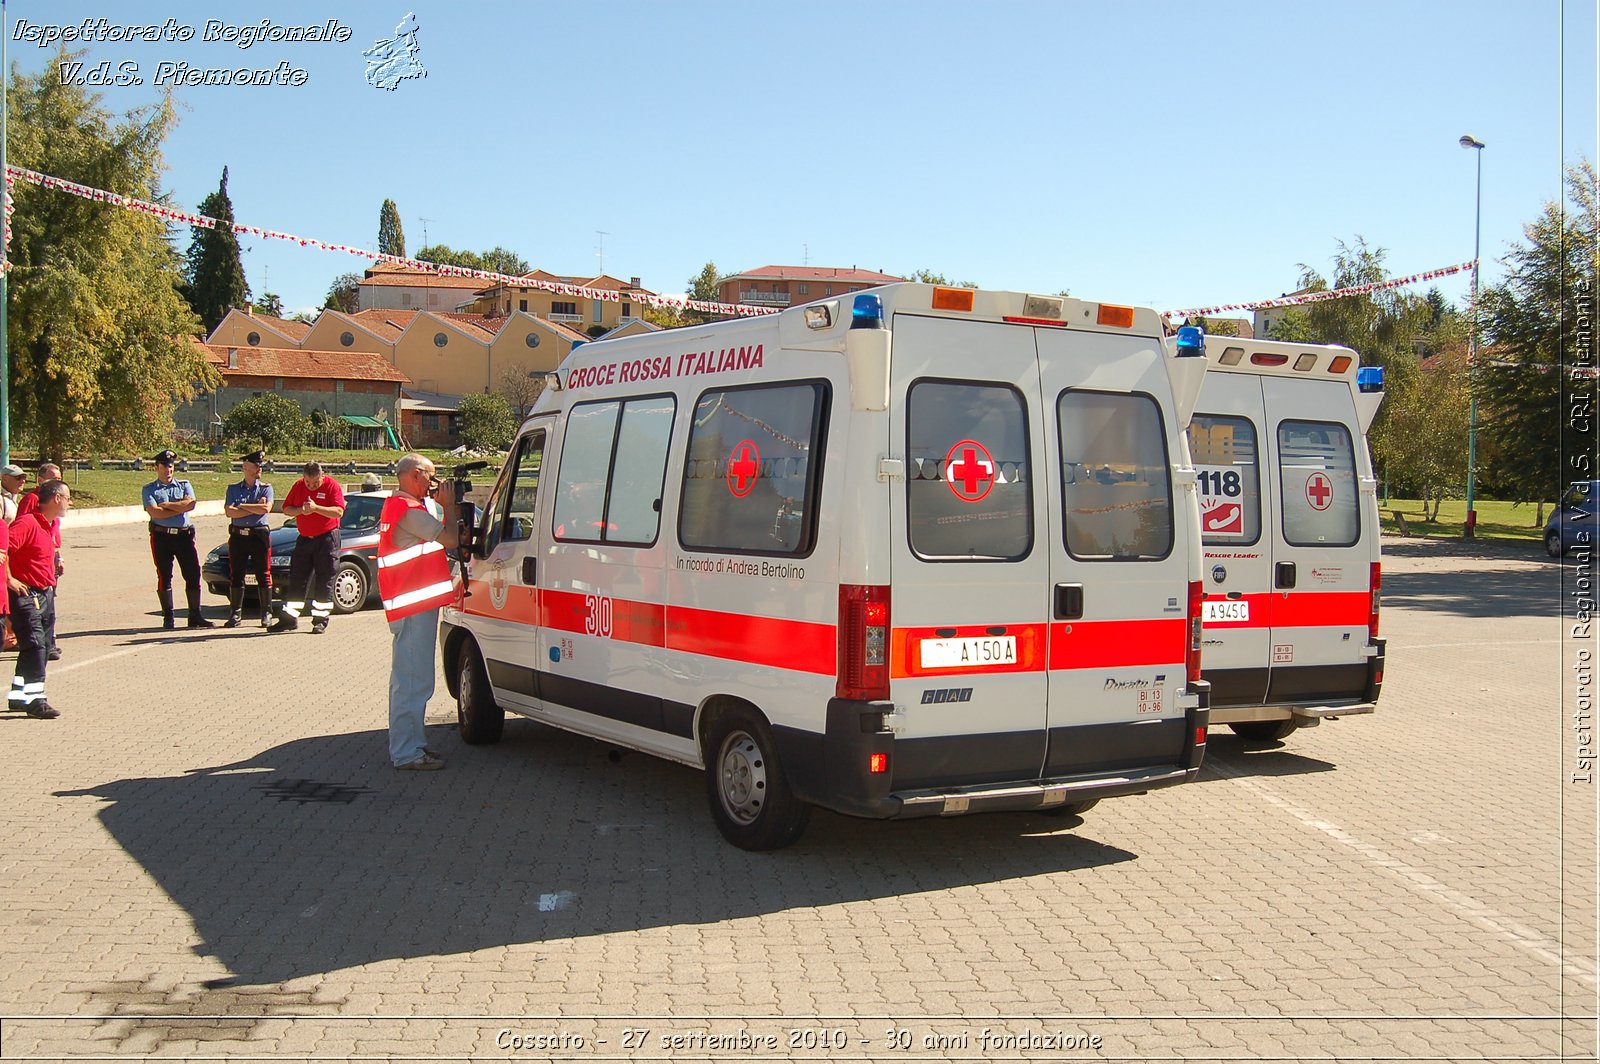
[55,719,1135,988]
[1383,564,1568,621]
[1194,735,1337,779]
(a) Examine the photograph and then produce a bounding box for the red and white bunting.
[1164,261,1475,319]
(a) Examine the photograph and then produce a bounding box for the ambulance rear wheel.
[705,709,811,851]
[1229,720,1297,742]
[456,643,504,745]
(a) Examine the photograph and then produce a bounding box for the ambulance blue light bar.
[1175,326,1205,356]
[851,294,884,329]
[1358,366,1385,393]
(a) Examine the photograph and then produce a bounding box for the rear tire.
[1547,531,1564,558]
[331,560,369,614]
[1229,719,1297,743]
[704,708,811,851]
[456,642,504,745]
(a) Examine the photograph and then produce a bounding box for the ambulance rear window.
[906,380,1032,561]
[679,381,828,556]
[1058,391,1173,560]
[1278,420,1359,547]
[1188,414,1262,546]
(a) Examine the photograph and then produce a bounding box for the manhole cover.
[254,778,371,805]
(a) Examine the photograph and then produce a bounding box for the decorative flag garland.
[1164,261,1474,320]
[2,164,1474,323]
[0,165,777,318]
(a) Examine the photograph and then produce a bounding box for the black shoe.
[310,621,328,635]
[46,647,61,661]
[26,700,59,719]
[162,617,176,631]
[268,617,299,633]
[188,617,217,629]
[223,614,243,629]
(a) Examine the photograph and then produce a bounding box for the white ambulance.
[1181,332,1386,742]
[441,284,1212,849]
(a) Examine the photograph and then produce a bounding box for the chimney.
[246,306,254,317]
[629,276,640,289]
[227,347,238,369]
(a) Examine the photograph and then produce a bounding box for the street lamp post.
[1460,134,1485,538]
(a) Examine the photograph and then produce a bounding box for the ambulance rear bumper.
[780,692,1209,820]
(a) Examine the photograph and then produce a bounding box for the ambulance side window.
[553,396,675,546]
[906,380,1032,561]
[1059,391,1174,560]
[679,382,827,556]
[1277,420,1359,547]
[1188,414,1262,546]
[483,429,545,551]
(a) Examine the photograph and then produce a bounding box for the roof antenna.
[596,230,609,274]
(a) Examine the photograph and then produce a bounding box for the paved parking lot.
[0,515,1593,1061]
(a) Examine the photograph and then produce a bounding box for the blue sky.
[10,0,1597,320]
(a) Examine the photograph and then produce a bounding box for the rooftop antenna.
[803,243,809,266]
[417,216,435,248]
[595,230,610,274]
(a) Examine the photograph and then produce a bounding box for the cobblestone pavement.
[0,519,1593,1061]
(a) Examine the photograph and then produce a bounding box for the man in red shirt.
[269,461,346,634]
[16,461,64,660]
[8,479,70,718]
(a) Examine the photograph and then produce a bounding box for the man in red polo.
[270,461,346,634]
[8,479,70,718]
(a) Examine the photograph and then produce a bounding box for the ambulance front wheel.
[456,642,504,745]
[705,708,811,851]
[1229,720,1297,742]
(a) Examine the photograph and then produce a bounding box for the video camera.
[445,460,492,585]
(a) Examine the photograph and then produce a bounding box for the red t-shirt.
[9,512,57,588]
[15,492,60,547]
[284,477,346,537]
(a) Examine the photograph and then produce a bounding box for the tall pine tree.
[184,166,251,333]
[378,198,406,258]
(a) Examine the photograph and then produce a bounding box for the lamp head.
[1459,134,1485,150]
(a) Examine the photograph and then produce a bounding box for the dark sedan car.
[203,491,389,614]
[1547,480,1599,559]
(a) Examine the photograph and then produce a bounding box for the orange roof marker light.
[1328,354,1353,374]
[931,286,975,312]
[1096,303,1135,328]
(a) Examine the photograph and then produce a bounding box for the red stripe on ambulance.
[1047,618,1188,670]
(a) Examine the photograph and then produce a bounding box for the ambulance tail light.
[1096,303,1136,328]
[1186,580,1204,685]
[838,584,890,701]
[1368,562,1382,640]
[931,286,975,312]
[1250,351,1290,367]
[1328,354,1353,374]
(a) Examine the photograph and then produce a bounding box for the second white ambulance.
[442,284,1213,849]
[1183,333,1386,742]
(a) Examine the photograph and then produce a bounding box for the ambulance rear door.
[888,314,1051,788]
[1263,376,1373,703]
[1036,326,1192,776]
[1189,372,1272,706]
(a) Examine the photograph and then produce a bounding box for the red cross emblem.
[944,440,996,502]
[1305,472,1333,511]
[726,440,761,498]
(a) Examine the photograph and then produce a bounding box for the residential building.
[717,265,905,310]
[461,272,654,336]
[358,262,496,312]
[208,307,311,349]
[178,340,409,447]
[299,310,400,361]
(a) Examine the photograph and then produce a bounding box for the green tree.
[687,261,721,301]
[378,198,405,258]
[253,292,284,317]
[907,268,979,288]
[1479,159,1599,517]
[496,363,545,422]
[183,166,251,333]
[457,392,515,450]
[480,246,530,277]
[324,271,361,313]
[6,51,216,460]
[222,394,312,453]
[1377,343,1470,520]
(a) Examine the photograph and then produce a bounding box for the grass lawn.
[50,449,496,509]
[1379,496,1551,542]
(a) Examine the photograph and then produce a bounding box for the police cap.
[153,449,178,465]
[240,450,266,465]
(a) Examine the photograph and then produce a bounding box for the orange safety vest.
[376,494,455,621]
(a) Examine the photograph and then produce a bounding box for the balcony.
[548,313,583,323]
[739,291,792,306]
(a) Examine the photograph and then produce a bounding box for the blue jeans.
[388,607,440,766]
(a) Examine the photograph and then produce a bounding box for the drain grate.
[254,778,372,805]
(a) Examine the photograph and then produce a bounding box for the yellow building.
[462,272,653,336]
[207,307,311,349]
[298,310,399,361]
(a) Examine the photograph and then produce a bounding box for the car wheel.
[331,560,369,614]
[1229,720,1298,743]
[456,641,504,745]
[704,707,811,851]
[1547,531,1565,558]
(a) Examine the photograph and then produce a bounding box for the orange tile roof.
[359,271,491,289]
[350,309,420,340]
[731,265,905,283]
[199,343,409,384]
[243,310,311,341]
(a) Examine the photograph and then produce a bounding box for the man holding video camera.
[377,452,458,771]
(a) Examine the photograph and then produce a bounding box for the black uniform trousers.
[7,585,55,708]
[149,524,203,619]
[228,525,272,598]
[282,529,340,623]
